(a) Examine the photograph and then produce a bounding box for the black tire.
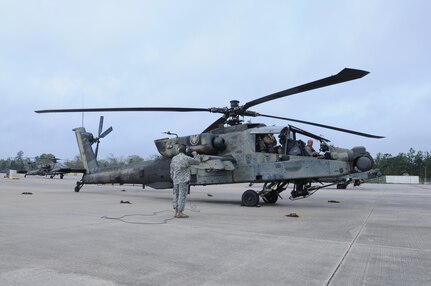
[75,182,82,192]
[241,189,259,207]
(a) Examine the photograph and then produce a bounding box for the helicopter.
[36,68,384,206]
[24,155,85,179]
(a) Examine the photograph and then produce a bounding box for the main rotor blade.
[35,107,210,113]
[243,68,369,110]
[202,116,227,133]
[259,113,384,138]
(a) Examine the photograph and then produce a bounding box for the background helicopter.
[24,155,85,179]
[36,68,384,206]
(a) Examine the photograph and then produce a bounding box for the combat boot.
[176,212,189,218]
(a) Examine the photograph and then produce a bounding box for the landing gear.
[262,191,279,204]
[260,182,287,204]
[243,180,338,204]
[337,179,353,189]
[241,189,260,207]
[290,182,310,199]
[336,183,348,189]
[289,180,336,200]
[241,182,288,206]
[75,180,84,192]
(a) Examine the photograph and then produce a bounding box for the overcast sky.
[1,1,430,161]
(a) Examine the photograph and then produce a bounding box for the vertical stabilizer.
[73,127,99,174]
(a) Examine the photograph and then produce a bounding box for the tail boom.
[74,127,99,174]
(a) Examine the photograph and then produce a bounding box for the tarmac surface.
[1,174,431,286]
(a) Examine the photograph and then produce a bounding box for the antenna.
[163,131,178,137]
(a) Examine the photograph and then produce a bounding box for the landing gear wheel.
[241,189,259,207]
[75,181,83,192]
[263,191,279,204]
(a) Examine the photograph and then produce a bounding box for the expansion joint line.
[325,207,375,286]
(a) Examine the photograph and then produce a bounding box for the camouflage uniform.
[170,152,200,213]
[263,134,277,153]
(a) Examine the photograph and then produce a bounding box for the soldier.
[305,139,318,157]
[263,133,277,153]
[170,144,201,218]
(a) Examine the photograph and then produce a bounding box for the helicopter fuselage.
[38,68,382,205]
[77,123,373,192]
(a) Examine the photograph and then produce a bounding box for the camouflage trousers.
[173,182,189,212]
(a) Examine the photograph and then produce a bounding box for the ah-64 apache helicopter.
[36,68,384,206]
[24,155,86,179]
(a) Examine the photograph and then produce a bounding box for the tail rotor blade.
[95,142,99,159]
[94,117,112,158]
[98,116,104,137]
[100,126,113,138]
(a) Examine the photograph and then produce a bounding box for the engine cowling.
[154,134,226,158]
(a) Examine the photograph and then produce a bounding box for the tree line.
[374,148,430,183]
